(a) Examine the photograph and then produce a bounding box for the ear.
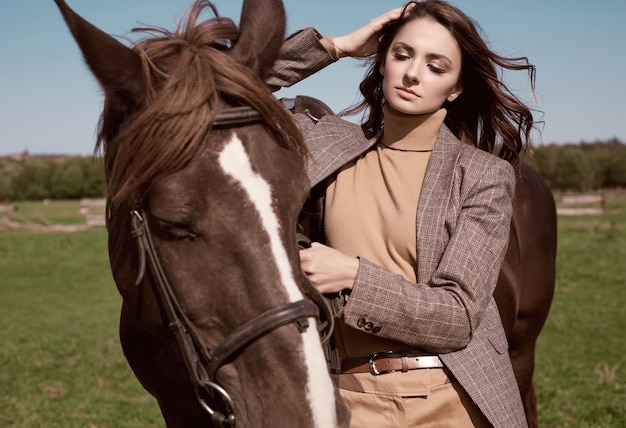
[447,85,463,102]
[53,0,145,107]
[230,0,286,80]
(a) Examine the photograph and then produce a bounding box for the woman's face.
[380,17,463,116]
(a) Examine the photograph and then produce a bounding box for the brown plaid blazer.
[269,28,528,428]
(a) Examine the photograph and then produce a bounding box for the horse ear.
[230,0,286,80]
[53,0,145,106]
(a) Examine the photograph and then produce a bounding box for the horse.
[494,161,557,428]
[53,1,350,427]
[288,96,557,428]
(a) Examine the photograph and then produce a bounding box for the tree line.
[1,139,625,201]
[0,155,106,201]
[526,139,626,192]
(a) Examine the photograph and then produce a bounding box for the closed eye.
[152,216,200,242]
[393,52,411,61]
[428,64,445,74]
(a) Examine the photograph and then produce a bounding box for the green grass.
[1,197,625,427]
[535,191,626,427]
[0,228,162,427]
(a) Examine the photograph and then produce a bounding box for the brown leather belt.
[341,351,444,375]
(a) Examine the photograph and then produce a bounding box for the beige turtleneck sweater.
[325,106,447,358]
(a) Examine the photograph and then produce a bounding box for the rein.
[129,106,333,427]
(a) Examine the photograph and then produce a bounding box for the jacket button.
[364,322,374,332]
[357,318,366,327]
[372,326,381,334]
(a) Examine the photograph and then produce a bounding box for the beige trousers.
[338,368,492,428]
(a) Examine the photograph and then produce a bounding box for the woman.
[269,1,535,426]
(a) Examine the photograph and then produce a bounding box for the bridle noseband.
[128,106,333,427]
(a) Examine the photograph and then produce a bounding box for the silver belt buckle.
[369,350,394,376]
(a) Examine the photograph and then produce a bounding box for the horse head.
[53,0,349,426]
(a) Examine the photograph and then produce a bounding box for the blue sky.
[1,0,625,155]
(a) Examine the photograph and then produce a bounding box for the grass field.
[1,195,625,427]
[535,190,626,427]
[0,226,163,427]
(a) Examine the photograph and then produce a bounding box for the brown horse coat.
[53,1,350,426]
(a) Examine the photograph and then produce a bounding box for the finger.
[299,249,313,271]
[363,5,413,36]
[380,2,418,23]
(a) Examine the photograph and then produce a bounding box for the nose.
[404,63,420,84]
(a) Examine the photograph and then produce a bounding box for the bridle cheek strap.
[130,208,325,427]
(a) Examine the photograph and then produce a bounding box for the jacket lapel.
[415,125,463,282]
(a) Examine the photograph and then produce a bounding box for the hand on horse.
[333,2,417,58]
[299,243,359,294]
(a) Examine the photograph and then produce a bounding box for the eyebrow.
[392,41,453,65]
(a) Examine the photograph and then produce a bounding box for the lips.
[396,87,418,97]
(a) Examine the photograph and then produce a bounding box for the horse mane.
[99,0,305,206]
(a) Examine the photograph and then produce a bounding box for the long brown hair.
[344,0,536,165]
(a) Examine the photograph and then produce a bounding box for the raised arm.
[266,28,336,91]
[267,5,414,91]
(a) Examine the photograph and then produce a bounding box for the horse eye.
[154,218,200,242]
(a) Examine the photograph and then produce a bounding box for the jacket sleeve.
[267,28,338,91]
[342,157,516,354]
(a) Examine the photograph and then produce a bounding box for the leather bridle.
[128,106,333,427]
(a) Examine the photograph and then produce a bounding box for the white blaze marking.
[218,134,337,427]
